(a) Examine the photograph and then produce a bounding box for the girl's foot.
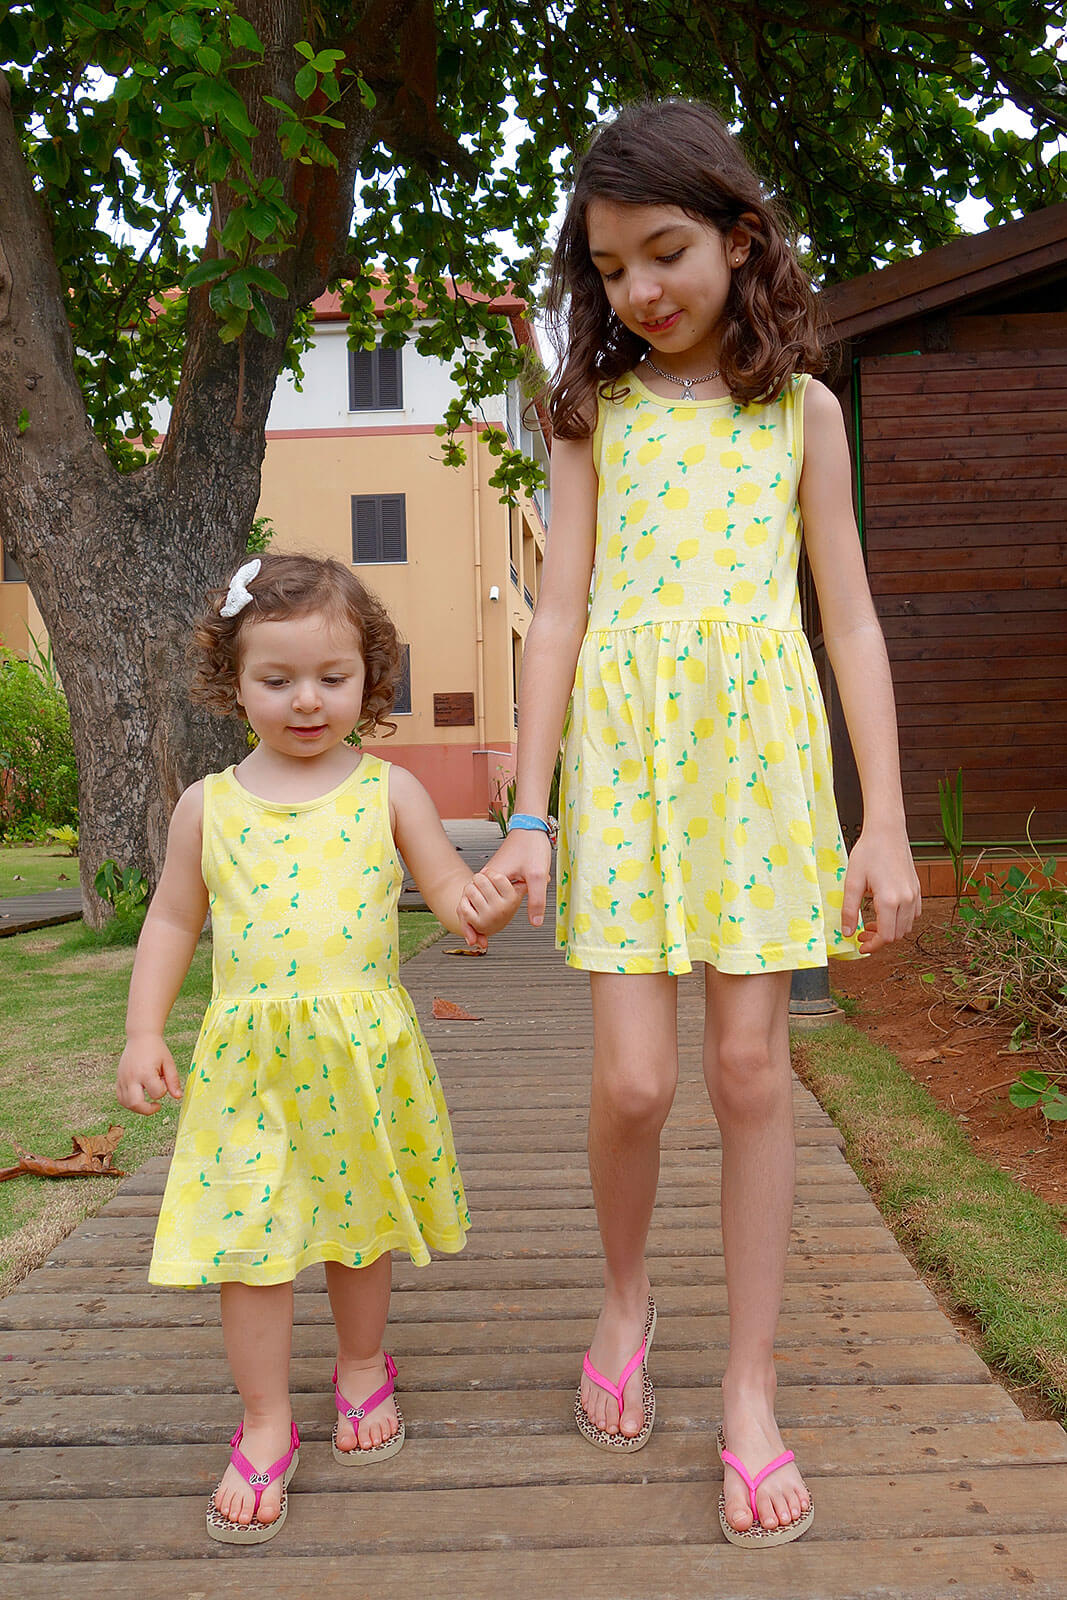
[333,1350,401,1451]
[720,1383,811,1534]
[579,1284,651,1438]
[211,1412,294,1528]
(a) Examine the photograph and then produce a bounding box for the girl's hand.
[841,825,922,954]
[457,870,525,950]
[481,831,554,927]
[116,1035,183,1116]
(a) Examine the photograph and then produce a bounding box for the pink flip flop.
[574,1295,657,1453]
[332,1352,406,1463]
[206,1419,300,1545]
[716,1423,815,1547]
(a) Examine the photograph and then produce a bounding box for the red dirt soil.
[830,903,1067,1214]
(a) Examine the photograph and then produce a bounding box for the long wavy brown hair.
[546,100,828,438]
[191,552,403,737]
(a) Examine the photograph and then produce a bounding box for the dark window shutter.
[380,496,406,562]
[351,495,407,563]
[2,546,24,582]
[348,344,403,410]
[349,351,375,410]
[377,346,402,408]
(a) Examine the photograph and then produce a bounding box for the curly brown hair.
[190,552,403,737]
[545,100,829,438]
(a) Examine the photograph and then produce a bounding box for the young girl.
[490,101,921,1549]
[116,552,519,1545]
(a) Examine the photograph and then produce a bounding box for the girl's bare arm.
[485,432,598,924]
[799,380,921,950]
[116,782,210,1112]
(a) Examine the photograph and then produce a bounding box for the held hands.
[480,829,554,928]
[841,823,922,954]
[456,869,526,952]
[116,1034,183,1116]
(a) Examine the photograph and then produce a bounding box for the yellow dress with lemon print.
[556,370,863,977]
[149,755,469,1286]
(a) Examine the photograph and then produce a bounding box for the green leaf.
[169,13,202,52]
[183,256,236,289]
[16,408,29,435]
[229,15,262,53]
[294,62,317,100]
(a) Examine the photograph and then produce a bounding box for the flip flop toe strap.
[333,1352,399,1446]
[720,1445,795,1526]
[227,1420,300,1520]
[582,1336,648,1413]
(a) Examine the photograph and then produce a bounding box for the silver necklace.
[643,354,720,401]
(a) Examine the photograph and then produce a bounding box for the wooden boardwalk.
[3,906,1067,1597]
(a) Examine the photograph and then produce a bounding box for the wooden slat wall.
[860,348,1067,842]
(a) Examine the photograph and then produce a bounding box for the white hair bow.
[219,558,262,618]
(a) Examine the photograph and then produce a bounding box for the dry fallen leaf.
[432,997,482,1021]
[446,947,487,957]
[964,996,994,1013]
[0,1124,126,1182]
[913,1048,943,1064]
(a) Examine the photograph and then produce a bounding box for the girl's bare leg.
[703,966,811,1533]
[327,1253,400,1449]
[580,971,678,1437]
[214,1281,295,1526]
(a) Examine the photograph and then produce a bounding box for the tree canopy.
[0,0,1064,914]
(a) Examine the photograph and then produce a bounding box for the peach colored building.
[0,291,551,819]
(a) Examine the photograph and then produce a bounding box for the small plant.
[1008,1068,1067,1123]
[94,860,149,921]
[487,769,516,837]
[47,824,79,856]
[245,515,275,553]
[937,767,965,913]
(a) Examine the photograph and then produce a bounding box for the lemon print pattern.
[149,756,469,1286]
[556,370,863,977]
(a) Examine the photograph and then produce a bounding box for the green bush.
[0,645,79,835]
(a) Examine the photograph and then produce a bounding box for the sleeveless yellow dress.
[556,371,863,977]
[149,754,469,1287]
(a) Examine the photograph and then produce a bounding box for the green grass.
[794,1021,1067,1421]
[0,843,78,896]
[0,910,444,1292]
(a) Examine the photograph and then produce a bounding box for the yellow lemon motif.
[631,798,653,823]
[712,792,727,819]
[750,678,771,706]
[578,813,591,834]
[720,920,743,946]
[749,883,775,910]
[625,498,650,525]
[789,917,815,944]
[681,445,706,466]
[588,687,608,711]
[817,846,841,872]
[767,577,779,603]
[619,758,643,782]
[681,858,693,882]
[616,859,643,882]
[734,823,748,845]
[750,781,773,809]
[657,655,676,679]
[826,888,844,909]
[733,481,760,505]
[694,717,716,739]
[750,428,774,452]
[675,538,700,560]
[616,475,633,496]
[605,440,626,464]
[606,534,623,559]
[633,532,656,562]
[603,826,625,848]
[710,416,735,437]
[730,579,757,605]
[744,521,768,546]
[662,698,680,723]
[688,817,709,839]
[631,897,657,923]
[719,450,743,470]
[593,786,615,810]
[660,486,689,509]
[723,736,738,761]
[611,571,631,592]
[802,862,818,884]
[789,819,813,848]
[604,927,628,946]
[722,879,740,903]
[682,763,700,785]
[714,548,738,568]
[766,844,789,866]
[601,659,622,684]
[573,913,591,934]
[637,440,662,465]
[775,476,792,502]
[705,888,722,915]
[704,508,730,534]
[618,595,643,620]
[656,582,685,606]
[763,740,786,764]
[592,885,616,909]
[760,940,785,965]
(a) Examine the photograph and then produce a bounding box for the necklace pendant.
[680,381,695,401]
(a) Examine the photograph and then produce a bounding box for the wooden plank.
[11,1539,1067,1600]
[0,1310,961,1367]
[865,385,1067,419]
[864,406,1067,440]
[865,432,1067,462]
[6,1466,1067,1561]
[0,1383,1024,1450]
[6,1421,1066,1500]
[0,1277,935,1334]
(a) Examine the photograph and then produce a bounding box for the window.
[2,543,24,582]
[394,645,412,715]
[351,495,407,563]
[348,344,403,411]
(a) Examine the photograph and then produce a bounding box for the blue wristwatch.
[507,812,558,847]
